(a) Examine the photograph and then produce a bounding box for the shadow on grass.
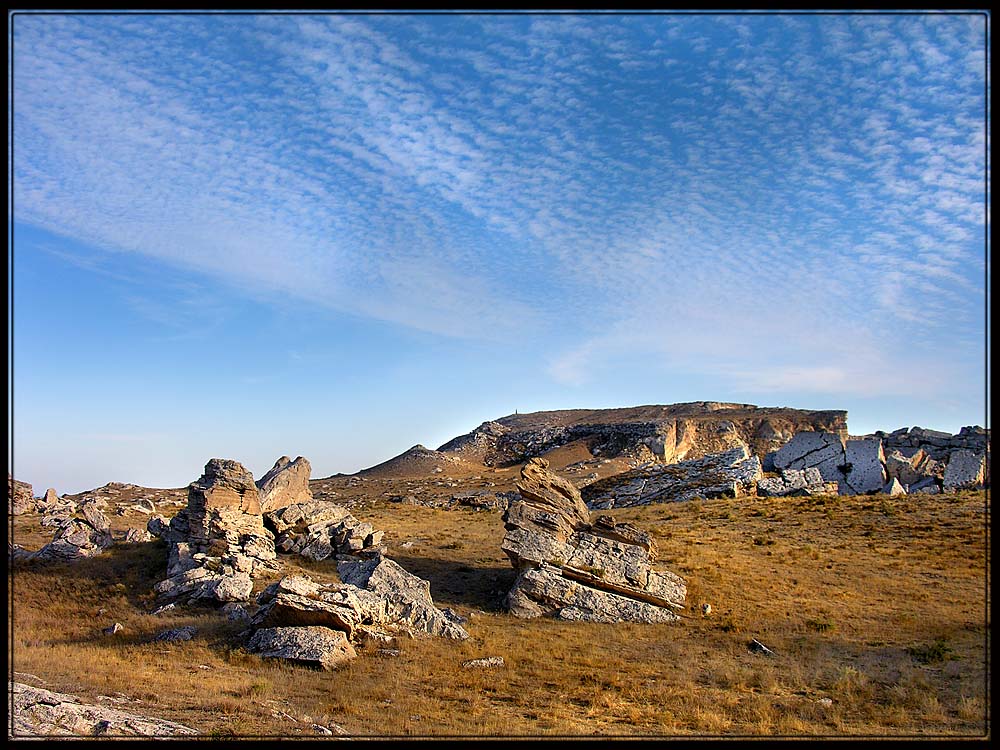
[389,554,516,612]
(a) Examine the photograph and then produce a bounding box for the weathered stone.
[8,474,36,515]
[256,456,313,513]
[908,476,942,494]
[10,682,197,737]
[247,626,357,670]
[584,446,762,508]
[756,467,826,497]
[122,528,152,544]
[839,439,886,495]
[771,432,845,481]
[942,450,986,491]
[885,449,943,487]
[883,477,906,496]
[503,460,685,623]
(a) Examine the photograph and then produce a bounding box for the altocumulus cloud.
[12,12,987,397]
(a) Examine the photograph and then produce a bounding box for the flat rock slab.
[839,439,886,495]
[771,432,845,481]
[10,682,197,737]
[247,626,357,670]
[942,450,986,491]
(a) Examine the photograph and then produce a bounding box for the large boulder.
[942,450,986,491]
[247,626,356,670]
[583,446,762,509]
[10,682,196,737]
[151,459,277,604]
[885,449,944,490]
[256,456,313,513]
[503,458,685,623]
[771,432,846,482]
[8,474,36,515]
[264,500,384,561]
[839,439,887,495]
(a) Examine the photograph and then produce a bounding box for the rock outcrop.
[437,403,848,468]
[942,449,987,491]
[264,500,384,561]
[8,474,35,515]
[770,432,846,482]
[583,447,762,509]
[840,439,887,495]
[502,458,686,623]
[150,459,277,604]
[24,501,114,562]
[256,456,313,513]
[10,682,197,737]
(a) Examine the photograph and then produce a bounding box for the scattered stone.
[907,476,942,495]
[122,528,152,544]
[102,623,123,636]
[376,648,401,658]
[152,626,197,643]
[10,682,197,737]
[256,456,313,513]
[503,458,685,624]
[222,602,250,622]
[247,626,357,670]
[701,603,712,617]
[462,656,505,669]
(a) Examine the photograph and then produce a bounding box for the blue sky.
[9,11,989,494]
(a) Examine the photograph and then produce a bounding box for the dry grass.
[8,487,990,738]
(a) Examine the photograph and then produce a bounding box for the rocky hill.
[436,402,849,468]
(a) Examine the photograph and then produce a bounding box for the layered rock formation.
[256,456,313,513]
[438,403,848,468]
[10,682,197,737]
[756,468,836,497]
[264,500,384,561]
[150,459,277,604]
[583,447,763,509]
[502,458,686,623]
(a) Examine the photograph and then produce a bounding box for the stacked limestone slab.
[502,458,686,623]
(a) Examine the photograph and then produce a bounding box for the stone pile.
[583,446,763,509]
[19,501,114,562]
[245,555,468,669]
[149,459,278,604]
[501,458,686,623]
[264,500,384,561]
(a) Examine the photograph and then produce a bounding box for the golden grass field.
[8,482,990,738]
